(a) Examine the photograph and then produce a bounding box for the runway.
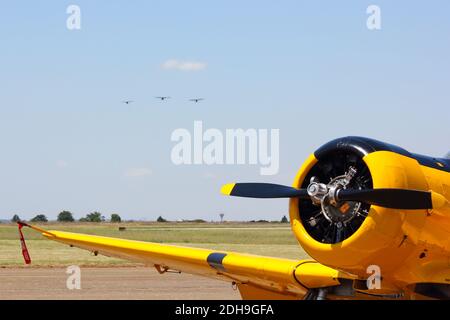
[0,267,241,300]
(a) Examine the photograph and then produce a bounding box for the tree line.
[8,213,290,224]
[9,211,122,223]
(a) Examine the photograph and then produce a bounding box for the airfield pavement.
[0,267,241,300]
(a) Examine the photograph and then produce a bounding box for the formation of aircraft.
[19,136,450,300]
[122,97,205,104]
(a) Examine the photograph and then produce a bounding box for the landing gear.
[303,288,328,300]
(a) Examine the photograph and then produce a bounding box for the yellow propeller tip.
[221,183,236,196]
[431,191,448,209]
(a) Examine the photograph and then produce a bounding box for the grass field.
[0,222,310,267]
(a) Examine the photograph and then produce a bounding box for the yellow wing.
[25,224,357,300]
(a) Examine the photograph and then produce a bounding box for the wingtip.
[17,220,30,228]
[17,221,54,236]
[221,183,236,196]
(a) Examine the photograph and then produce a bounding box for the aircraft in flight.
[18,137,450,300]
[122,100,134,105]
[155,96,170,101]
[189,98,204,103]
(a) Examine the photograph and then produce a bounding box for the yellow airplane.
[19,137,450,300]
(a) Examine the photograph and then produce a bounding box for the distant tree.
[157,216,167,223]
[57,211,75,222]
[11,214,21,223]
[30,214,48,222]
[84,212,105,223]
[110,214,122,223]
[79,217,88,222]
[281,215,289,223]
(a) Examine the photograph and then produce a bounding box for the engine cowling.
[289,137,430,277]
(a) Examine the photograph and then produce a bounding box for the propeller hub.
[319,176,362,224]
[307,178,328,205]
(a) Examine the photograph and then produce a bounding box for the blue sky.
[0,1,449,221]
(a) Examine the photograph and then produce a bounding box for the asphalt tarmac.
[0,267,241,300]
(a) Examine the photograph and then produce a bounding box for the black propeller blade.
[222,183,435,210]
[221,183,309,199]
[336,188,432,210]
